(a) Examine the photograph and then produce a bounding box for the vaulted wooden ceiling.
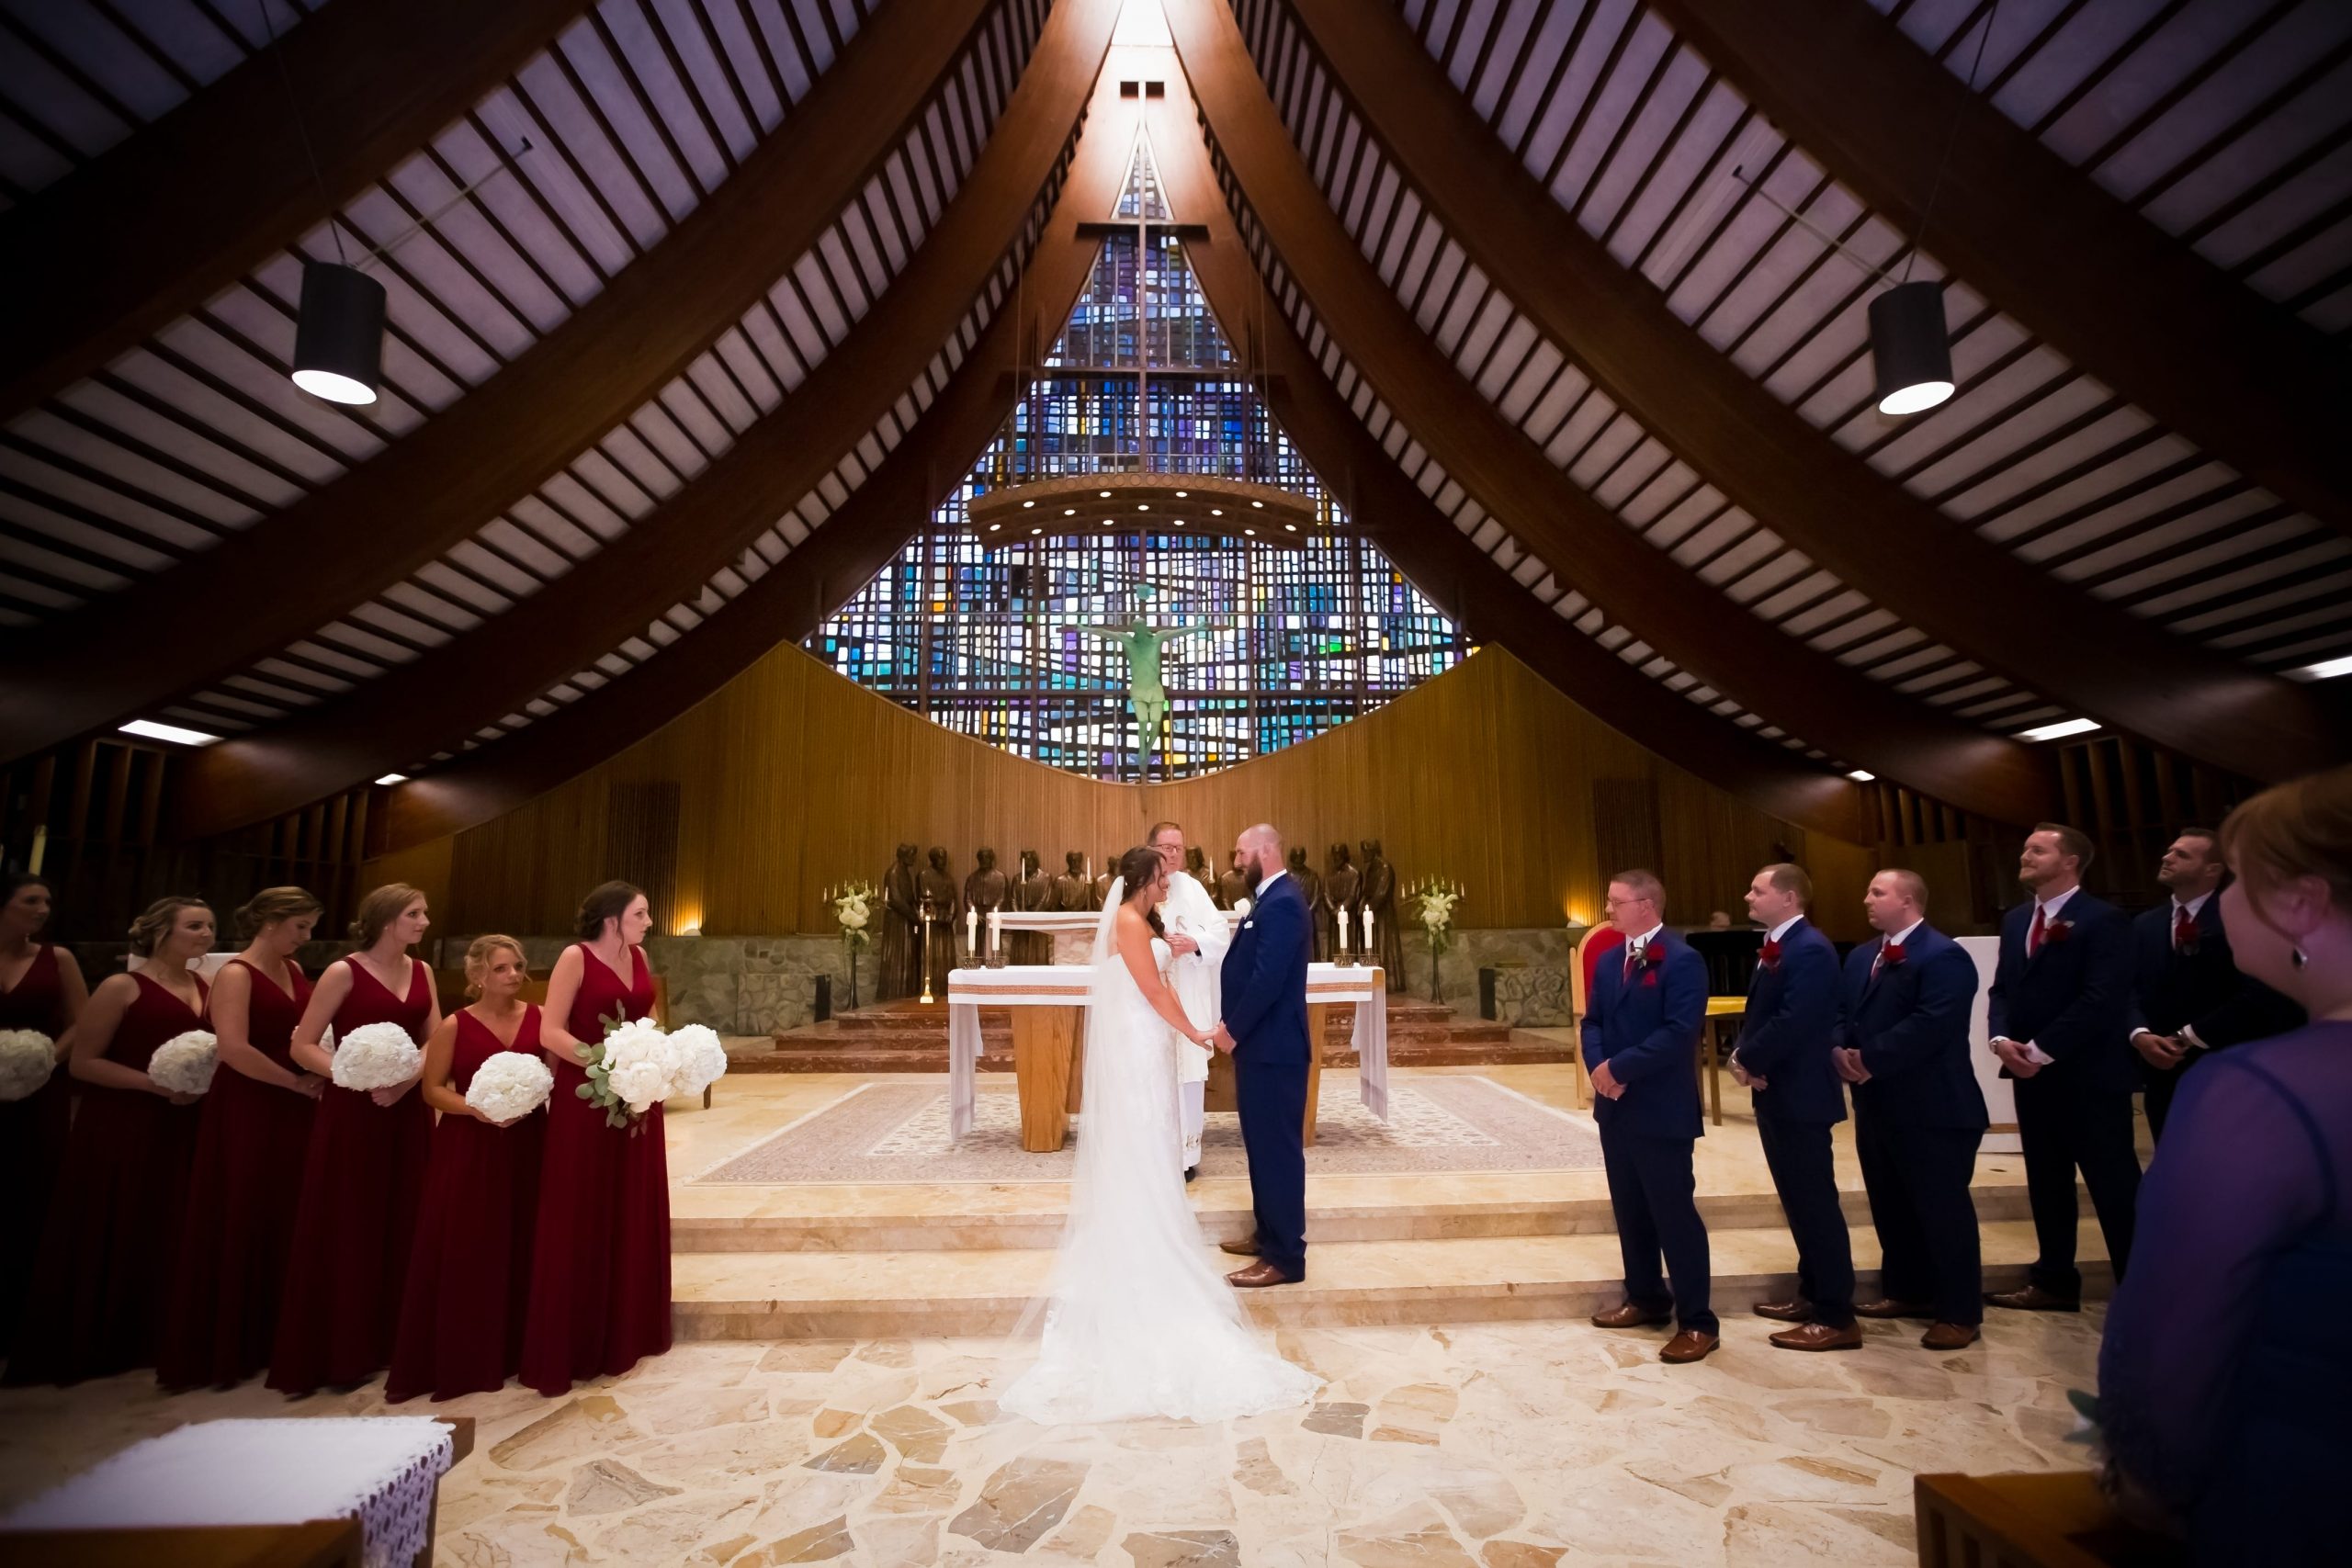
[3,0,2346,850]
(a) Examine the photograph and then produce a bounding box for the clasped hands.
[1187,1021,1239,1054]
[2132,1031,2188,1069]
[1831,1046,1870,1085]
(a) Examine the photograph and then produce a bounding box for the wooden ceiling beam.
[0,0,586,421]
[1648,0,2352,546]
[0,0,1004,768]
[1159,0,2055,825]
[180,1,1128,841]
[1258,0,2348,782]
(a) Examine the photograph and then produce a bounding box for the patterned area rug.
[694,1075,1602,1185]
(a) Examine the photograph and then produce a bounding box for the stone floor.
[0,1309,2105,1566]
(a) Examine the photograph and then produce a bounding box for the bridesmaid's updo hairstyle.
[235,885,322,942]
[463,934,528,999]
[128,896,211,957]
[1115,847,1166,939]
[2222,764,2352,919]
[576,880,646,942]
[350,883,424,948]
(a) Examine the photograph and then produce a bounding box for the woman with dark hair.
[0,873,88,1352]
[158,886,326,1389]
[521,880,672,1393]
[2098,765,2352,1564]
[389,935,545,1402]
[269,884,439,1395]
[5,897,212,1385]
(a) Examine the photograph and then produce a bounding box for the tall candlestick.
[1365,908,1376,954]
[965,908,977,959]
[1338,908,1351,964]
[987,909,1001,957]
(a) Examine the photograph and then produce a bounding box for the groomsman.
[1728,863,1856,1350]
[1832,870,1987,1349]
[1583,870,1718,1363]
[1985,823,2138,1312]
[2128,827,2303,1142]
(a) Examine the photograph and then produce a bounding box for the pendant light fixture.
[1869,280,1952,415]
[292,260,386,404]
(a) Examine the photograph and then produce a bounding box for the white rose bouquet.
[576,1016,678,1129]
[465,1049,553,1123]
[0,1030,54,1101]
[1408,879,1464,955]
[665,1022,729,1100]
[831,883,876,951]
[148,1030,219,1095]
[330,1021,423,1090]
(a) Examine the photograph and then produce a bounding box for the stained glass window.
[808,135,1462,781]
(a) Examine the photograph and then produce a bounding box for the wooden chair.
[1566,925,1625,1109]
[1914,1472,2187,1568]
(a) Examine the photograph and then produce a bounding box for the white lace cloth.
[3,1417,455,1568]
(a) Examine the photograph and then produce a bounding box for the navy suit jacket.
[1579,929,1706,1140]
[2124,897,2303,1051]
[1987,890,2134,1096]
[1835,923,1987,1131]
[1219,872,1311,1066]
[1735,917,1846,1125]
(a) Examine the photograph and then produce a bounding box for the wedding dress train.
[999,880,1318,1425]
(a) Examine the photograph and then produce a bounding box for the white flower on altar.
[465,1050,553,1122]
[331,1021,423,1090]
[148,1030,220,1095]
[0,1030,53,1101]
[599,1017,678,1115]
[666,1022,729,1100]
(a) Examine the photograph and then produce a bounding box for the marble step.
[726,1033,1575,1075]
[672,1179,2055,1253]
[671,1219,2112,1340]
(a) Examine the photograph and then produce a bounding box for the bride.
[1000,846,1319,1425]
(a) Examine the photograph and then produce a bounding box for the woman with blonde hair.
[0,874,89,1354]
[2098,765,2351,1563]
[388,936,546,1402]
[269,884,439,1395]
[5,897,213,1385]
[158,886,326,1389]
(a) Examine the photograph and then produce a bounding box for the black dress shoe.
[1184,1166,1198,1184]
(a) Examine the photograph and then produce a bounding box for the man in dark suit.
[1985,822,2138,1311]
[1582,869,1718,1363]
[1213,823,1313,1288]
[1832,869,1987,1348]
[2129,827,2304,1142]
[1728,863,1855,1350]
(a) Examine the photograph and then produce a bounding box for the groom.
[1211,823,1311,1288]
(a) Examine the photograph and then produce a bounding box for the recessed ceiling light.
[1099,490,1112,498]
[1244,528,1256,536]
[1172,519,1186,526]
[1031,527,1042,536]
[376,773,408,786]
[1102,518,1114,526]
[1846,769,1874,783]
[2291,653,2352,681]
[1210,508,1223,516]
[120,719,220,746]
[1022,500,1035,509]
[1063,507,1076,515]
[1250,500,1263,509]
[1136,503,1148,511]
[1174,490,1188,497]
[1284,524,1296,532]
[2018,716,2099,742]
[988,523,1001,532]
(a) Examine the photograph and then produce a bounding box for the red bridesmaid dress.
[521,944,671,1394]
[156,960,317,1389]
[267,957,433,1395]
[387,1005,547,1402]
[0,944,74,1352]
[3,970,207,1385]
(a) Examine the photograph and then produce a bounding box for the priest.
[1151,820,1229,1180]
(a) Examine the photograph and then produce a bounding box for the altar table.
[947,964,1389,1152]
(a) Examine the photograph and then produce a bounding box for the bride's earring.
[2291,947,2309,970]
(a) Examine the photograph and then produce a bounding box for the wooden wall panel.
[417,638,1872,940]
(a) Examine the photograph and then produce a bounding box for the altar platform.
[663,1060,2116,1342]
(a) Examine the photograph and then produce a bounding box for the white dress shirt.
[1158,871,1228,1084]
[2131,891,2216,1047]
[2015,886,2080,1066]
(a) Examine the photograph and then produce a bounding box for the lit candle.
[966,908,977,957]
[1337,908,1351,953]
[988,909,1001,957]
[1365,908,1376,953]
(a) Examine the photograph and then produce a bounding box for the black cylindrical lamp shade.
[1869,279,1953,416]
[292,261,386,405]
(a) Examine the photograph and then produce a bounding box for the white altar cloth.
[945,963,1389,1141]
[3,1417,456,1568]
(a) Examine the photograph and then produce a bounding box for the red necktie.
[2027,903,2046,957]
[2174,907,2196,953]
[1623,942,1642,983]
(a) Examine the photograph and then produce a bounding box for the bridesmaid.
[1,874,89,1352]
[521,882,673,1394]
[268,885,438,1396]
[388,935,546,1402]
[4,897,212,1385]
[158,886,327,1390]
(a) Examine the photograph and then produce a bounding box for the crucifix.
[1066,618,1215,780]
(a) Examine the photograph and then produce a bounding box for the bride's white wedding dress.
[1000,880,1319,1425]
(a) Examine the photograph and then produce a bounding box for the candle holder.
[918,900,936,1005]
[984,913,1008,969]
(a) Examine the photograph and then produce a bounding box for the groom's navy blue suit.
[1221,869,1313,1279]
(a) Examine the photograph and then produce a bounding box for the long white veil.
[999,874,1318,1425]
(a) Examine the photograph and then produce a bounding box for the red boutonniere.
[1879,942,1906,968]
[1758,939,1782,971]
[2043,919,2075,947]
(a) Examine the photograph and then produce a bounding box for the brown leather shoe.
[1226,1260,1299,1289]
[1751,1297,1815,1323]
[1920,1322,1981,1349]
[1219,1236,1261,1257]
[1984,1284,2079,1313]
[1769,1320,1862,1351]
[1659,1331,1720,1364]
[1589,1302,1674,1329]
[1852,1297,1935,1320]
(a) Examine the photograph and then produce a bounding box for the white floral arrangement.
[1408,878,1464,955]
[665,1022,729,1100]
[148,1030,220,1095]
[0,1030,53,1101]
[830,882,876,952]
[578,1016,676,1128]
[330,1020,423,1090]
[464,1050,553,1123]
